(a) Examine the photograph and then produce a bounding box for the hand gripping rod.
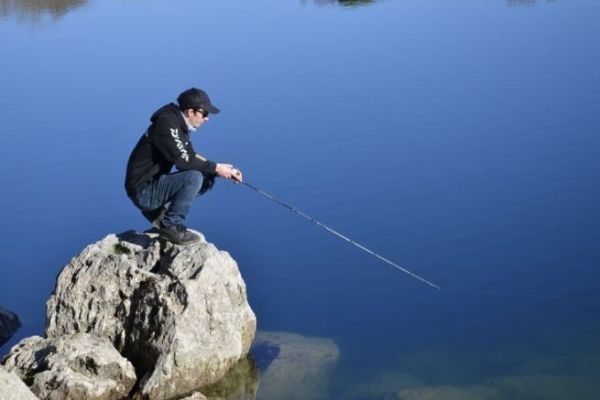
[241,181,441,290]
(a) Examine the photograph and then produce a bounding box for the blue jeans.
[131,170,204,227]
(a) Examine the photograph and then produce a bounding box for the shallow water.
[1,0,599,398]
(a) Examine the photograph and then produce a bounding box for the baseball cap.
[177,88,220,114]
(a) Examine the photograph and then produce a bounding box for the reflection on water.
[197,331,339,400]
[305,0,555,9]
[303,0,379,7]
[200,356,260,400]
[179,329,600,400]
[0,0,381,23]
[507,0,557,6]
[0,0,89,22]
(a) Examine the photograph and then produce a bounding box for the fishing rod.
[240,181,441,290]
[234,180,600,304]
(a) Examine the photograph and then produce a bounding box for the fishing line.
[241,181,441,290]
[239,181,600,304]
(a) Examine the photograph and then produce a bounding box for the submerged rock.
[0,365,38,400]
[252,331,339,400]
[45,231,256,400]
[341,371,426,400]
[395,385,503,400]
[200,355,260,400]
[0,306,21,347]
[2,333,136,400]
[490,375,600,400]
[393,375,600,400]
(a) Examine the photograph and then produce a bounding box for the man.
[125,88,242,245]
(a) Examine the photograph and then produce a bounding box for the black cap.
[177,88,220,114]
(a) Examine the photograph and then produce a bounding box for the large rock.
[251,331,339,400]
[0,365,38,400]
[0,306,21,347]
[45,231,256,400]
[2,333,136,400]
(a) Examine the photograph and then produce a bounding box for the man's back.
[125,103,185,197]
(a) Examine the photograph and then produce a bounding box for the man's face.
[186,108,209,129]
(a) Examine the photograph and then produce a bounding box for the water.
[1,0,600,398]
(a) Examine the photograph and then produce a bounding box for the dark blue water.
[1,0,600,398]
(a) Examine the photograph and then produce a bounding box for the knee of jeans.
[184,170,204,189]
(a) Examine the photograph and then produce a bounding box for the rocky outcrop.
[251,331,339,400]
[2,333,136,400]
[0,365,38,400]
[0,306,21,347]
[45,231,256,400]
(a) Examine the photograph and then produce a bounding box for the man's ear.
[183,108,194,118]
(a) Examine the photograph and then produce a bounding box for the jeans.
[131,170,204,227]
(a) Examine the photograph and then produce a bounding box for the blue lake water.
[1,0,600,398]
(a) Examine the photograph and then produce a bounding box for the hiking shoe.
[158,223,201,245]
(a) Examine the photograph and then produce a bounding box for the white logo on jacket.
[170,128,189,162]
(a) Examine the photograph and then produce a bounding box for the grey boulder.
[0,365,38,400]
[1,333,136,400]
[45,231,256,400]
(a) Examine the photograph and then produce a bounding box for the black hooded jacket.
[125,103,217,197]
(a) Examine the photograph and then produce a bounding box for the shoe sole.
[158,231,201,245]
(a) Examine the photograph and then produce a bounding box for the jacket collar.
[181,111,196,132]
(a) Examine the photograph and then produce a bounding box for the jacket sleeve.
[150,117,217,174]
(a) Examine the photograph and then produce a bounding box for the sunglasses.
[195,109,209,119]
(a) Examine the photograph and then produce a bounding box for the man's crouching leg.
[158,170,204,245]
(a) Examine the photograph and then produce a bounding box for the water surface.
[1,0,599,398]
